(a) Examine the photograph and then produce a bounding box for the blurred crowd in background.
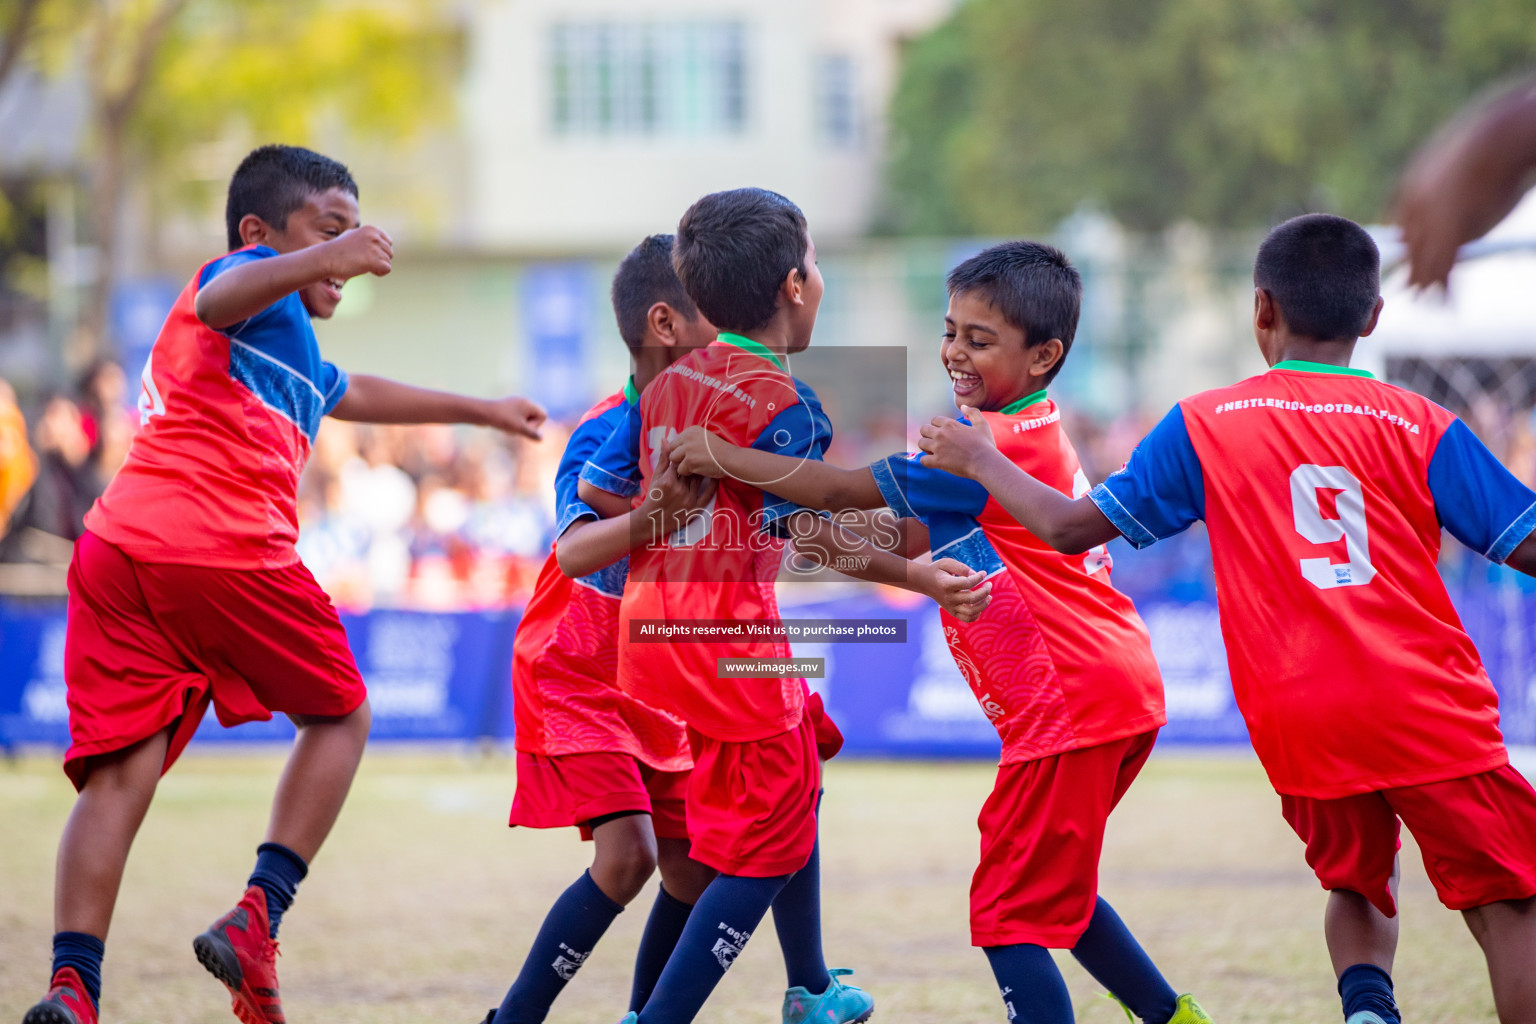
[2,362,1531,609]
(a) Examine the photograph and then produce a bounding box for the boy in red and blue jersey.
[578,188,990,1024]
[484,235,718,1024]
[23,145,546,1024]
[918,214,1536,1024]
[667,242,1213,1024]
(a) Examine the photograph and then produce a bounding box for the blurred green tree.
[16,0,458,360]
[883,0,1536,235]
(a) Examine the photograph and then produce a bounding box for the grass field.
[0,749,1503,1023]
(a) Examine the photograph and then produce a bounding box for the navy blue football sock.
[771,835,832,993]
[1338,963,1399,1024]
[494,870,624,1024]
[52,931,104,1010]
[983,944,1073,1024]
[247,842,308,939]
[1070,897,1179,1023]
[636,873,790,1024]
[629,886,694,1012]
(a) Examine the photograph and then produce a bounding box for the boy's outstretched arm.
[668,425,884,511]
[195,226,394,329]
[786,511,991,622]
[557,457,717,578]
[329,375,546,440]
[918,407,1119,555]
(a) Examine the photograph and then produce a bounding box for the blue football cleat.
[782,968,875,1024]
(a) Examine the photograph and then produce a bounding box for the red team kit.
[22,144,1536,1024]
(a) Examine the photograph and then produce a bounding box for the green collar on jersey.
[623,376,640,406]
[998,389,1049,415]
[1270,359,1375,379]
[716,332,786,371]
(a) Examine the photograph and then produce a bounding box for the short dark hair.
[673,188,808,333]
[1254,214,1381,341]
[225,145,358,251]
[946,240,1082,386]
[611,234,700,353]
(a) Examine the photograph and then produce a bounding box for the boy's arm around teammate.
[555,442,719,578]
[918,405,1122,554]
[667,424,887,513]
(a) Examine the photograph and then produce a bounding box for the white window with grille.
[548,21,748,138]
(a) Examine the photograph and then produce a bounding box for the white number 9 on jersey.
[1289,464,1376,589]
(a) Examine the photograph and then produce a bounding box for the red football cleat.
[22,967,98,1024]
[193,885,285,1024]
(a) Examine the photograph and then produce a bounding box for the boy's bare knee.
[289,698,372,736]
[77,730,170,802]
[656,837,715,904]
[590,816,660,903]
[1463,896,1536,944]
[344,698,372,735]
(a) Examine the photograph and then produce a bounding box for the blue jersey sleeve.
[1428,418,1536,563]
[579,402,642,498]
[869,452,990,521]
[1089,404,1206,549]
[319,362,348,415]
[555,412,624,537]
[755,382,834,534]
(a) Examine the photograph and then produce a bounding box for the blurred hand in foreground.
[1397,77,1536,290]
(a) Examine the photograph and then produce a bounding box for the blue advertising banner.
[5,535,1535,757]
[0,605,521,748]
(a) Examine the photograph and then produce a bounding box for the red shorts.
[806,691,844,761]
[509,750,690,840]
[1280,762,1536,917]
[62,531,367,790]
[970,730,1157,948]
[686,714,820,877]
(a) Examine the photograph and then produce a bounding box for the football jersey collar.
[716,332,786,371]
[1270,359,1375,379]
[623,376,640,405]
[998,388,1049,415]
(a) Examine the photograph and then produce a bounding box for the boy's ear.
[1253,287,1279,332]
[1358,296,1385,338]
[646,302,681,347]
[1027,337,1064,378]
[780,266,805,308]
[238,213,273,248]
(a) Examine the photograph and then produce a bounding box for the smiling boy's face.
[248,187,360,319]
[941,289,1058,413]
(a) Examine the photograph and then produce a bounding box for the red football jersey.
[872,392,1165,764]
[511,386,690,769]
[86,247,348,569]
[581,335,833,742]
[1094,362,1536,797]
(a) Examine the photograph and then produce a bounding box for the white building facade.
[459,0,956,251]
